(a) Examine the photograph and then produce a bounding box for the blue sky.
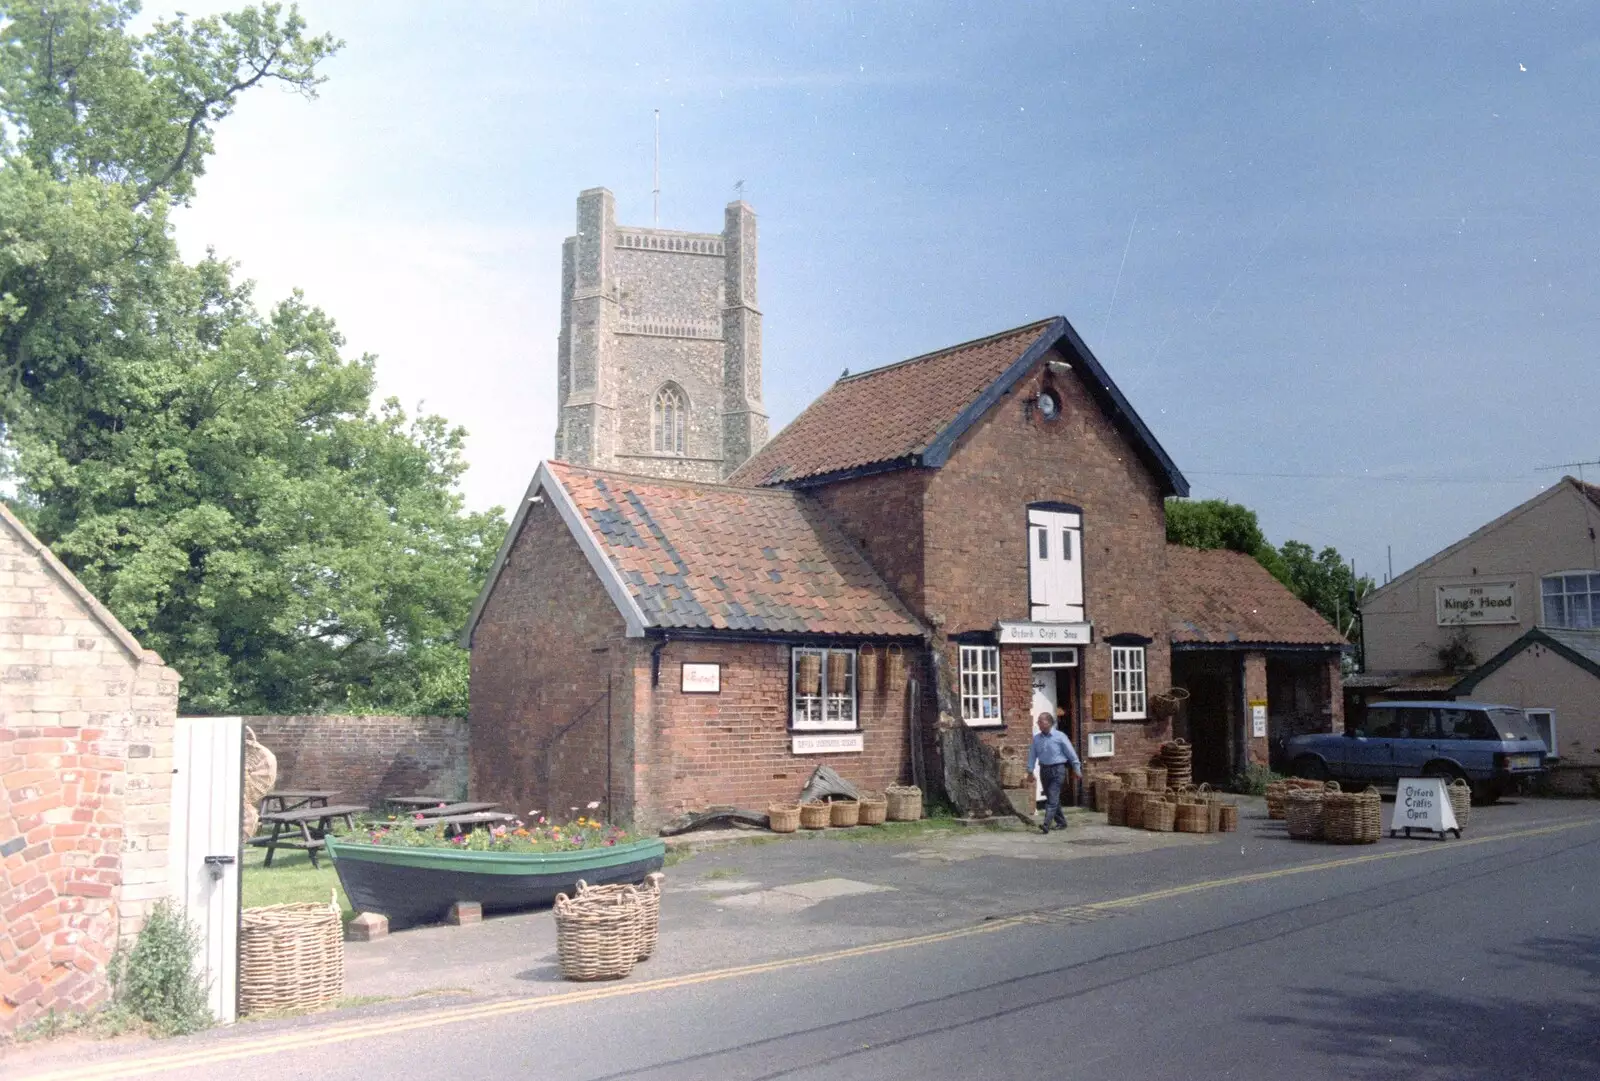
[165,1,1600,582]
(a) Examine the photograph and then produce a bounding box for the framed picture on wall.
[681,662,721,694]
[1087,731,1115,758]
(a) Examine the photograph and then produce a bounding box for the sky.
[161,0,1600,584]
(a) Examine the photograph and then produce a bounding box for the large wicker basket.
[1265,781,1290,820]
[1091,775,1122,813]
[1324,786,1382,844]
[1143,795,1177,832]
[799,801,831,829]
[555,887,641,981]
[885,785,923,821]
[1106,785,1127,826]
[239,898,344,1016]
[830,799,861,827]
[1143,766,1169,793]
[1174,800,1209,834]
[1123,789,1149,829]
[768,803,801,833]
[1285,785,1335,841]
[1115,768,1147,792]
[1218,803,1239,832]
[858,793,888,825]
[1447,778,1472,830]
[577,873,663,961]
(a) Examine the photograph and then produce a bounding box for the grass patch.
[241,845,353,920]
[700,867,742,880]
[821,818,966,843]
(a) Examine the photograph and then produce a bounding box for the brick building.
[469,317,1344,825]
[1,504,179,1036]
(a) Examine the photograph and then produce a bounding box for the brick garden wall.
[0,512,179,1036]
[245,716,469,809]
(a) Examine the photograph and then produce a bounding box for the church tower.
[554,188,768,482]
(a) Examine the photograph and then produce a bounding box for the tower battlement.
[555,188,767,481]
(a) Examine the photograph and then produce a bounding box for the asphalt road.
[15,801,1600,1081]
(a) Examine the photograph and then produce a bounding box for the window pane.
[1543,577,1561,596]
[1062,529,1073,560]
[1573,593,1593,629]
[1545,595,1566,626]
[1036,528,1048,560]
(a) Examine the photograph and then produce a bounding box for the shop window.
[1541,572,1600,629]
[959,645,1002,726]
[1111,646,1146,720]
[791,647,856,730]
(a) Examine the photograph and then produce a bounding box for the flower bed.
[362,814,633,853]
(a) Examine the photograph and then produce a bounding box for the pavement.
[8,796,1600,1080]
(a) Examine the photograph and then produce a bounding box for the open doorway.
[1030,648,1082,805]
[1173,652,1240,786]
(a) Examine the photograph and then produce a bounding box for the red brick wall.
[809,471,930,616]
[468,498,633,822]
[1244,651,1269,767]
[918,349,1176,778]
[245,716,468,809]
[1,515,179,1036]
[633,639,912,828]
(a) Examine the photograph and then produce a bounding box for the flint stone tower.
[555,187,768,481]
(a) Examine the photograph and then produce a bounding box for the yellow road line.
[21,815,1596,1081]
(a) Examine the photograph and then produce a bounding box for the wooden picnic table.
[248,803,367,868]
[411,801,501,818]
[408,811,516,838]
[258,789,340,816]
[383,795,450,812]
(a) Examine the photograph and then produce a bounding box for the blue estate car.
[1284,700,1547,804]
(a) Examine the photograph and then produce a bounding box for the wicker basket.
[1285,787,1331,841]
[885,645,907,686]
[1143,766,1168,792]
[1106,786,1127,826]
[1123,789,1149,829]
[1116,769,1147,792]
[1325,786,1382,844]
[1218,803,1239,832]
[799,801,831,829]
[1174,800,1209,834]
[1447,778,1472,830]
[827,650,853,693]
[1265,781,1290,820]
[577,873,663,961]
[1143,795,1177,832]
[1091,774,1122,813]
[830,799,861,827]
[555,887,641,981]
[795,652,822,695]
[858,646,879,692]
[1205,800,1224,832]
[858,794,888,825]
[885,785,923,821]
[239,897,344,1016]
[768,803,801,833]
[999,746,1028,789]
[1159,739,1193,791]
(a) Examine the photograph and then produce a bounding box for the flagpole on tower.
[652,109,660,227]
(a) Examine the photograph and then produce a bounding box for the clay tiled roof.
[546,461,923,638]
[731,320,1056,486]
[729,317,1188,495]
[1165,545,1347,649]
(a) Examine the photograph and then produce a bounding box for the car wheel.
[1422,762,1465,783]
[1291,756,1329,781]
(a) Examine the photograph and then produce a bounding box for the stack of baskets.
[239,895,345,1016]
[773,792,892,833]
[1446,778,1472,830]
[1159,740,1193,790]
[886,785,923,821]
[1266,776,1327,820]
[1322,786,1383,844]
[1099,778,1239,835]
[555,876,664,982]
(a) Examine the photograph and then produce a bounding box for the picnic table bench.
[408,811,516,837]
[383,795,450,812]
[258,789,339,816]
[249,803,366,868]
[411,801,501,818]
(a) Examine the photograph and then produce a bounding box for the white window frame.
[959,645,1002,726]
[1540,571,1600,630]
[1111,646,1146,720]
[791,647,857,731]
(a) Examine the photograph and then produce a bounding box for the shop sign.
[997,621,1092,645]
[1387,778,1461,836]
[792,733,864,754]
[680,662,721,694]
[1250,701,1268,739]
[1435,582,1518,626]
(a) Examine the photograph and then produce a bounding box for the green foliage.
[0,1,503,715]
[1230,762,1284,796]
[108,898,213,1037]
[1166,498,1374,642]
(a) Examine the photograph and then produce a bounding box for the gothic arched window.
[652,383,688,456]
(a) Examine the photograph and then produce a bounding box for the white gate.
[167,716,244,1024]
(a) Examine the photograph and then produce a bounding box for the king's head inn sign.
[1435,582,1517,626]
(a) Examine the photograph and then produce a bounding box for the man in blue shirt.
[1027,711,1082,834]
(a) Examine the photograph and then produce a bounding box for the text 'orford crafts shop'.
[465,318,1347,826]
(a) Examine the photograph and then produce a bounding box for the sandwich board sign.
[1388,777,1461,840]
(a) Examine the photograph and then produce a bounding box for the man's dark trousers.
[1040,762,1068,828]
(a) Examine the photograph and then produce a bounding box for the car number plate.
[1509,754,1540,769]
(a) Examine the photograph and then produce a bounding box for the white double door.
[1031,670,1056,804]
